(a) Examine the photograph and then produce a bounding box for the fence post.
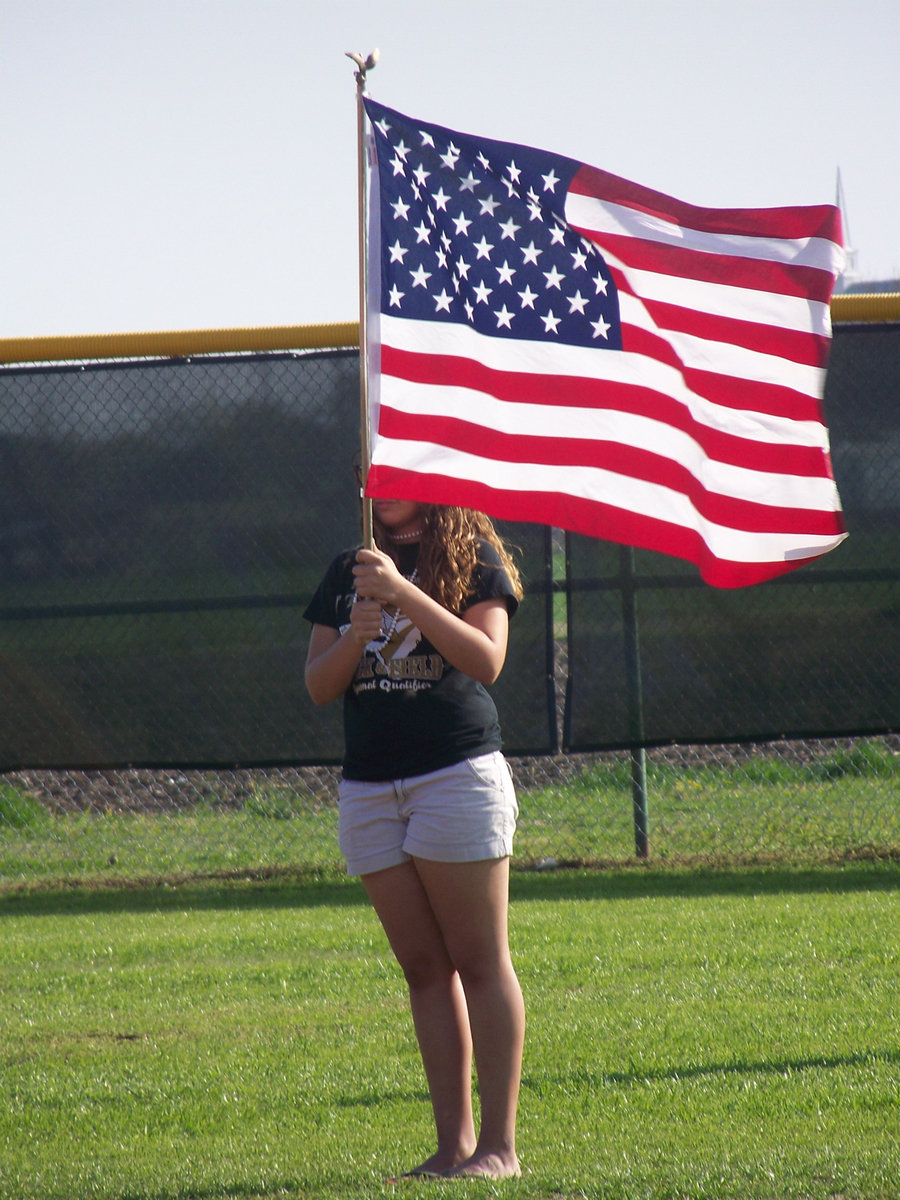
[620,545,650,858]
[544,526,561,754]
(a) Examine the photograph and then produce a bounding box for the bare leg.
[413,856,524,1178]
[361,862,477,1174]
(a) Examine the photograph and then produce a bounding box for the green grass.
[1,741,897,887]
[517,743,900,865]
[0,783,50,833]
[0,863,897,1199]
[0,734,897,888]
[0,800,342,884]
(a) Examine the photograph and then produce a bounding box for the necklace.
[380,568,418,646]
[388,527,424,543]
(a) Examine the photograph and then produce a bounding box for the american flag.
[362,98,847,587]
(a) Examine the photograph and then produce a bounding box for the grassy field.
[1,861,897,1200]
[1,740,898,887]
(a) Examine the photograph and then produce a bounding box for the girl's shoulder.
[303,547,360,626]
[474,536,503,565]
[469,537,519,614]
[324,545,361,575]
[311,546,360,596]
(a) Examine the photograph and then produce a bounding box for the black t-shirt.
[303,539,518,781]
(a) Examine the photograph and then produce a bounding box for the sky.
[1,0,897,339]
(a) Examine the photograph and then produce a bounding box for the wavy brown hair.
[374,504,523,615]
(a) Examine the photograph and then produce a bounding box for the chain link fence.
[0,315,897,888]
[2,735,898,884]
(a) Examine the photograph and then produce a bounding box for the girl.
[303,495,525,1179]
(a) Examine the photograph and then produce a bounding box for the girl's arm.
[304,596,383,706]
[352,549,510,686]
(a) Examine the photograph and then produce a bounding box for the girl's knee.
[399,947,458,993]
[451,946,516,992]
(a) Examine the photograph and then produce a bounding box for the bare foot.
[392,1145,476,1180]
[443,1150,521,1179]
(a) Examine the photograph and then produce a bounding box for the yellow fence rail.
[0,295,897,366]
[0,321,359,366]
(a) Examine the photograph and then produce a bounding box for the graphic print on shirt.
[340,607,446,696]
[375,611,421,667]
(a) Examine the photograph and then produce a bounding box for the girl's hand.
[351,546,510,688]
[352,548,407,607]
[349,596,384,647]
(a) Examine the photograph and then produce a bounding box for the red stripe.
[578,228,838,304]
[569,165,844,245]
[365,466,829,588]
[632,297,833,369]
[618,324,826,423]
[380,344,833,475]
[375,406,844,537]
[609,267,831,371]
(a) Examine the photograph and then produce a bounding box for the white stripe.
[379,315,832,450]
[617,294,827,396]
[618,264,832,338]
[370,437,847,564]
[378,376,843,511]
[565,192,845,274]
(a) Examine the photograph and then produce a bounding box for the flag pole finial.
[346,48,379,91]
[348,49,379,548]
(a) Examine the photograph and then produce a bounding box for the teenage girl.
[303,495,525,1179]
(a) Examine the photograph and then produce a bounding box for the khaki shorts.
[337,751,518,876]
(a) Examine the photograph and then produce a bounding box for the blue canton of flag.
[364,98,622,350]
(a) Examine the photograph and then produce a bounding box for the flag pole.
[347,48,379,550]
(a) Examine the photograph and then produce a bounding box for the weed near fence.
[2,736,897,890]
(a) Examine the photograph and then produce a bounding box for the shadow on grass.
[510,855,900,904]
[326,1049,900,1111]
[525,1046,900,1091]
[0,868,367,918]
[1,855,896,919]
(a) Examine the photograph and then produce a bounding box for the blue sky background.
[1,0,897,338]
